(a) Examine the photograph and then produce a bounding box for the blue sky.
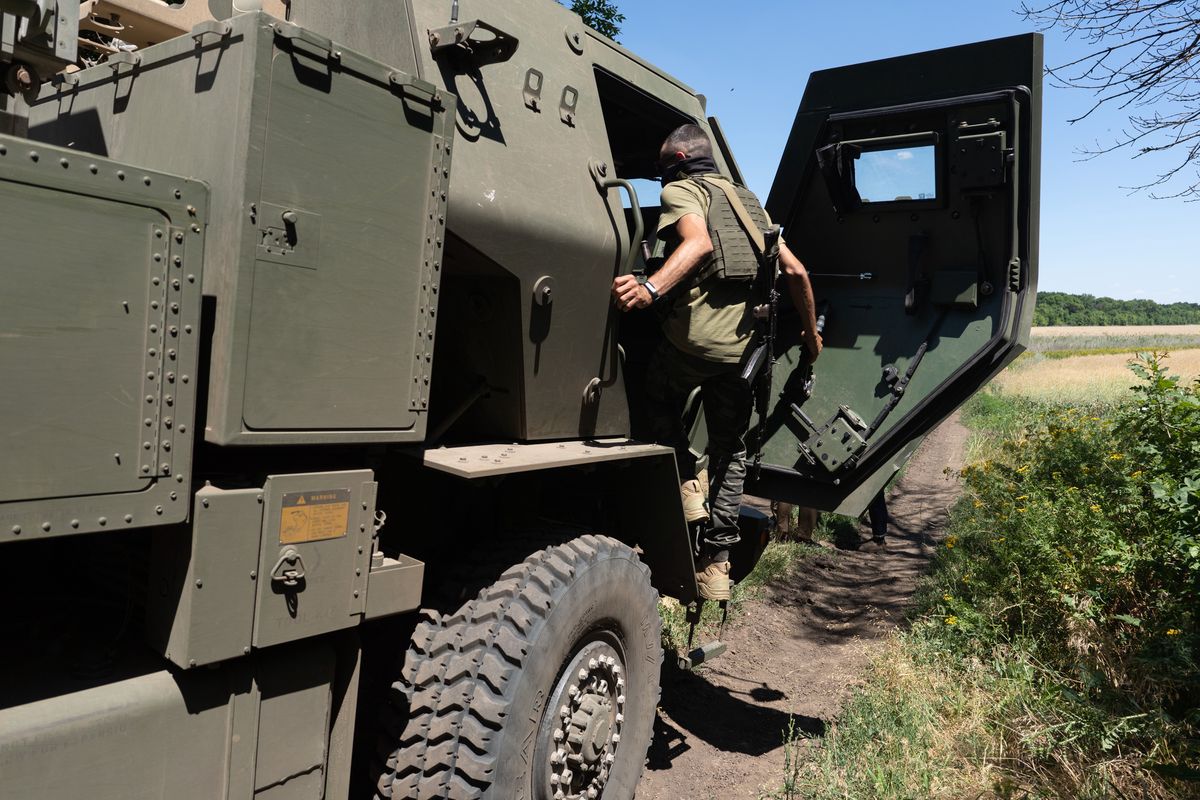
[615,1,1198,303]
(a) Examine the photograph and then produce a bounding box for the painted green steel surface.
[0,7,1044,799]
[253,471,376,648]
[0,669,239,799]
[0,642,336,800]
[28,12,454,445]
[753,34,1042,512]
[405,0,713,441]
[0,134,207,541]
[147,486,264,669]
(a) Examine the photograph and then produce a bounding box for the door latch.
[270,548,306,588]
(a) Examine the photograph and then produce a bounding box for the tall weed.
[792,353,1200,799]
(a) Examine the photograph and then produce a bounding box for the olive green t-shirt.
[656,174,772,363]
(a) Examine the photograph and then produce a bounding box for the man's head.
[658,124,713,174]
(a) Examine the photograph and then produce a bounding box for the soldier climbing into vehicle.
[611,123,824,600]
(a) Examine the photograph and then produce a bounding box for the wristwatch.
[638,276,660,302]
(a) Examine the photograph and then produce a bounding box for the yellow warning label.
[280,489,351,544]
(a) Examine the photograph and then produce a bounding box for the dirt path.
[635,412,971,800]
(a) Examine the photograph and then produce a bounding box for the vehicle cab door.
[750,34,1042,513]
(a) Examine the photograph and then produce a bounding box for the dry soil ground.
[635,412,970,799]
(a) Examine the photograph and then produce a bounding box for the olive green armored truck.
[0,1,1041,797]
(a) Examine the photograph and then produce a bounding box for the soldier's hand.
[611,274,652,312]
[804,331,823,365]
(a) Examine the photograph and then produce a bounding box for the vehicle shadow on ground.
[645,663,826,769]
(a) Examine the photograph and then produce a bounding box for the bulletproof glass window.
[856,144,936,202]
[817,132,939,213]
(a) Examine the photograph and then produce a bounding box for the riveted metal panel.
[0,134,207,543]
[27,11,454,446]
[252,470,375,649]
[241,37,452,431]
[146,485,264,669]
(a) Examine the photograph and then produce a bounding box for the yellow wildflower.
[973,500,984,509]
[1167,629,1181,636]
[1016,465,1030,474]
[945,615,958,626]
[1016,495,1029,501]
[1130,470,1143,479]
[1017,507,1027,513]
[1108,453,1124,461]
[943,594,953,602]
[944,535,958,549]
[1090,504,1102,513]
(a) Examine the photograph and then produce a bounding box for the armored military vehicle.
[0,1,1041,797]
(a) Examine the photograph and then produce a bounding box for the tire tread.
[373,535,661,800]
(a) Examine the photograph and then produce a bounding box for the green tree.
[1032,291,1200,326]
[1020,1,1200,199]
[561,0,625,40]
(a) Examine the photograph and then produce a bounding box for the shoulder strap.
[697,177,766,256]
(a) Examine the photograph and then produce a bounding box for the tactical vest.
[665,175,773,288]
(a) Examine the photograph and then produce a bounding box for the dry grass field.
[995,347,1200,403]
[1029,324,1200,355]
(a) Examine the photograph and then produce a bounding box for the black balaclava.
[660,154,719,186]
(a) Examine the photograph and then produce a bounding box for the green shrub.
[928,353,1199,777]
[789,353,1200,799]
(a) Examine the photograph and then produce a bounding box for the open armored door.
[748,34,1042,514]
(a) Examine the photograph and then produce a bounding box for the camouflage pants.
[645,340,752,550]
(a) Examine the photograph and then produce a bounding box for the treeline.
[1034,291,1200,326]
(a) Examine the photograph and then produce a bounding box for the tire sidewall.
[491,546,660,799]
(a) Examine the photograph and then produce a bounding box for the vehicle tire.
[374,534,663,800]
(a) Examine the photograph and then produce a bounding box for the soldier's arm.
[779,242,823,363]
[612,214,712,311]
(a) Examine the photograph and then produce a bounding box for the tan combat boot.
[680,468,710,524]
[695,557,732,601]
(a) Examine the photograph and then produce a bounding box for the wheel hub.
[568,689,612,765]
[545,642,626,800]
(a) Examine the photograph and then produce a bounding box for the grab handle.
[585,160,644,403]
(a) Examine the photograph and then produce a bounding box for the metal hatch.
[747,34,1042,514]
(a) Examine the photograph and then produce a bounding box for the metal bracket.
[428,19,518,64]
[272,20,341,64]
[564,27,585,54]
[810,406,869,473]
[270,548,306,588]
[559,84,579,126]
[678,639,727,671]
[522,68,543,112]
[532,274,556,306]
[389,71,442,109]
[190,19,232,45]
[106,50,140,73]
[956,128,1009,189]
[255,202,320,269]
